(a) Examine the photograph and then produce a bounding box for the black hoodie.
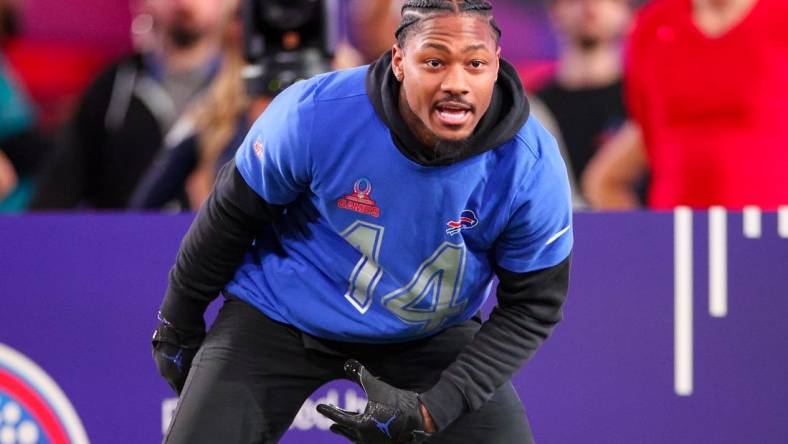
[160,53,571,432]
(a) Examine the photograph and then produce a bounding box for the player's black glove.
[316,359,432,444]
[151,313,204,395]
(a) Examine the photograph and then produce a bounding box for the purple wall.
[1,212,786,443]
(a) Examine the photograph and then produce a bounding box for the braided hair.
[395,0,502,48]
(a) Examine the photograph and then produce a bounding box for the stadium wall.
[0,211,786,443]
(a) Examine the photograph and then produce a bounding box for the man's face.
[550,0,631,48]
[151,0,229,48]
[392,14,500,144]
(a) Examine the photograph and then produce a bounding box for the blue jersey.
[229,66,573,343]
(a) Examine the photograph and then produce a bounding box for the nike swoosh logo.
[545,225,571,246]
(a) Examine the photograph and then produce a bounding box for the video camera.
[241,0,337,96]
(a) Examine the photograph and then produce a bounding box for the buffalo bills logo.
[446,210,478,235]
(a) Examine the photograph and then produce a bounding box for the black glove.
[151,313,205,395]
[316,360,432,444]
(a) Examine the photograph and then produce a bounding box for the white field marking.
[743,206,762,239]
[674,207,693,396]
[778,206,788,239]
[709,207,728,318]
[545,225,571,246]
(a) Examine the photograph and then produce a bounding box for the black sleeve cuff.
[159,271,210,334]
[418,377,467,432]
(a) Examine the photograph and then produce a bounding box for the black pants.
[165,297,534,443]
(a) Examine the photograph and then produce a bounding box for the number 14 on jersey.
[340,221,468,332]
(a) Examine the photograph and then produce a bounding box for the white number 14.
[340,221,468,332]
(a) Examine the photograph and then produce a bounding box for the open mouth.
[434,102,472,126]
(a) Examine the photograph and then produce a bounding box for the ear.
[495,46,501,81]
[391,44,405,82]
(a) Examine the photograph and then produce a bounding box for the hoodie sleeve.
[158,159,282,333]
[418,257,571,430]
[419,123,573,430]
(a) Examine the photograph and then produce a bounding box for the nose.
[440,64,470,96]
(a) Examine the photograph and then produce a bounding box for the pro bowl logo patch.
[0,343,88,444]
[446,210,478,235]
[337,177,381,218]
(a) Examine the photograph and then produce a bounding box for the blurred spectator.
[130,0,352,210]
[30,0,235,209]
[348,0,401,62]
[129,0,246,210]
[0,0,48,212]
[531,0,633,207]
[584,0,788,209]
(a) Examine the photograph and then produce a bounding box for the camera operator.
[131,0,340,209]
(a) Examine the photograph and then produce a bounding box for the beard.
[578,35,601,51]
[433,137,471,161]
[1,7,20,40]
[399,90,472,161]
[167,24,203,48]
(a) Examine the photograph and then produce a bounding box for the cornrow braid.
[395,0,502,48]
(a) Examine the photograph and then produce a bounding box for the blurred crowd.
[1,0,786,213]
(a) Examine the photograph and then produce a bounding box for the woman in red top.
[583,0,788,209]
